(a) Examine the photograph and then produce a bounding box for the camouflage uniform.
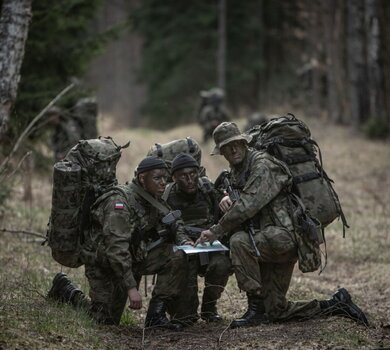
[164,179,232,323]
[205,122,369,327]
[210,148,321,321]
[78,179,188,325]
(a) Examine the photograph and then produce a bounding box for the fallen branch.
[6,150,31,179]
[0,82,76,176]
[0,228,46,239]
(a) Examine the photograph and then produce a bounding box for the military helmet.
[211,122,252,155]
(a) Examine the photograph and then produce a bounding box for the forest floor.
[1,114,390,350]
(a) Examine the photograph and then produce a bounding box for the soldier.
[197,88,230,143]
[72,97,98,140]
[244,112,268,131]
[45,106,82,161]
[163,153,232,325]
[197,122,368,328]
[47,156,191,330]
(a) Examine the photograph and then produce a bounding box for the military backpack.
[246,113,348,237]
[47,136,129,267]
[147,137,205,178]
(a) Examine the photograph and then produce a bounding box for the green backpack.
[47,136,130,267]
[246,113,349,236]
[147,137,205,177]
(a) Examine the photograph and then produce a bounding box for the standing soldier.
[197,88,230,143]
[72,97,98,140]
[45,106,82,161]
[197,122,368,328]
[48,157,191,330]
[163,153,232,325]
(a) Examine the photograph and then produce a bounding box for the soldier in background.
[45,106,82,162]
[244,112,268,131]
[46,97,98,162]
[72,97,98,140]
[197,88,230,143]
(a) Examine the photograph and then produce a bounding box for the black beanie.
[171,153,199,174]
[136,156,167,175]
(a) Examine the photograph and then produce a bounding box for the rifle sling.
[130,183,170,215]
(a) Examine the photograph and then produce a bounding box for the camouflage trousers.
[229,227,321,321]
[168,252,232,323]
[77,244,187,325]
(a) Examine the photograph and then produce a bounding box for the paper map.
[175,240,229,254]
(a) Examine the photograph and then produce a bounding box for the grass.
[1,115,390,349]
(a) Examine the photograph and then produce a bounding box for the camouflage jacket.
[198,105,229,125]
[163,178,220,236]
[86,179,188,290]
[210,148,294,238]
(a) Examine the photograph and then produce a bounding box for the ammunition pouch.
[289,194,322,273]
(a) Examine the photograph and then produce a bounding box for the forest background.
[0,1,389,349]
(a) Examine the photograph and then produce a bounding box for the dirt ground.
[1,115,389,349]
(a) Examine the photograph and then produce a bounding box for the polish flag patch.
[114,202,125,210]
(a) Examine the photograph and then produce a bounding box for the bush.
[363,117,390,139]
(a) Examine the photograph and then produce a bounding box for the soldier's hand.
[183,240,194,246]
[128,288,142,310]
[219,191,232,213]
[195,230,216,246]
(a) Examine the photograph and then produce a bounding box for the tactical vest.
[163,177,217,229]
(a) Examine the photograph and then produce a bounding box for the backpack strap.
[130,182,170,215]
[155,143,163,158]
[293,172,321,184]
[186,137,196,154]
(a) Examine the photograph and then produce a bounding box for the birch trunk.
[0,0,32,139]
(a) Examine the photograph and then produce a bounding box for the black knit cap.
[136,156,167,175]
[171,153,199,174]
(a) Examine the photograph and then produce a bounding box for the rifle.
[222,174,261,258]
[146,210,182,252]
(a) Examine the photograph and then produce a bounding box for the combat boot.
[201,301,222,323]
[230,295,268,328]
[320,288,369,326]
[47,272,83,305]
[145,299,183,331]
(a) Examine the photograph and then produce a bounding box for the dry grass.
[0,114,390,349]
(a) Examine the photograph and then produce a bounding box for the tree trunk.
[86,0,146,127]
[346,0,368,127]
[217,0,226,92]
[379,0,390,124]
[323,0,348,124]
[0,0,32,138]
[365,0,386,123]
[307,1,323,116]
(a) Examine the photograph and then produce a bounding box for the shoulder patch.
[114,202,125,210]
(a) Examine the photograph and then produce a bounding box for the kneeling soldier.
[197,122,368,328]
[163,153,232,325]
[48,157,191,329]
